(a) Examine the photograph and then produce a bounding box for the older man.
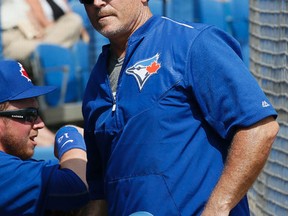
[80,0,279,215]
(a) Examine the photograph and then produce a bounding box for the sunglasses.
[79,0,94,4]
[0,107,39,123]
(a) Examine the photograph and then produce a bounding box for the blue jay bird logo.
[126,54,161,90]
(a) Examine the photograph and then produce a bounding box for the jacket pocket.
[106,174,181,216]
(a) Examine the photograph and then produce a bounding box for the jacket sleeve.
[84,130,106,200]
[186,26,277,140]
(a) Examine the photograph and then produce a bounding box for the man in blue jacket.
[80,0,279,215]
[0,59,89,215]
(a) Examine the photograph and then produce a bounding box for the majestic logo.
[18,62,31,82]
[126,54,161,90]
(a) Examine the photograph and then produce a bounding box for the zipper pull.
[112,92,116,111]
[112,103,116,112]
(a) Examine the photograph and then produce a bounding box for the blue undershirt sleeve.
[44,167,89,210]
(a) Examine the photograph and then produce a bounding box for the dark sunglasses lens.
[25,109,39,123]
[80,0,94,4]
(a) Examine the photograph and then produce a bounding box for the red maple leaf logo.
[147,61,161,74]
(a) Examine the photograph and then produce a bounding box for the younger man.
[0,59,89,215]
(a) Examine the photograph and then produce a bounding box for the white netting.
[248,0,288,215]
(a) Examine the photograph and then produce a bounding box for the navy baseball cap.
[0,59,56,103]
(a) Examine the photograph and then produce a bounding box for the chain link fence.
[248,0,288,215]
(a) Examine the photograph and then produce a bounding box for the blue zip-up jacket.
[0,152,89,215]
[83,15,277,216]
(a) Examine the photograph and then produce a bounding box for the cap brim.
[10,85,57,101]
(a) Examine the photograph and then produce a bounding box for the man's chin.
[19,150,34,160]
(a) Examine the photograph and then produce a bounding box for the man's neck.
[109,42,126,59]
[109,8,153,58]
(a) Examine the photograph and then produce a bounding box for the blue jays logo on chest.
[126,53,161,90]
